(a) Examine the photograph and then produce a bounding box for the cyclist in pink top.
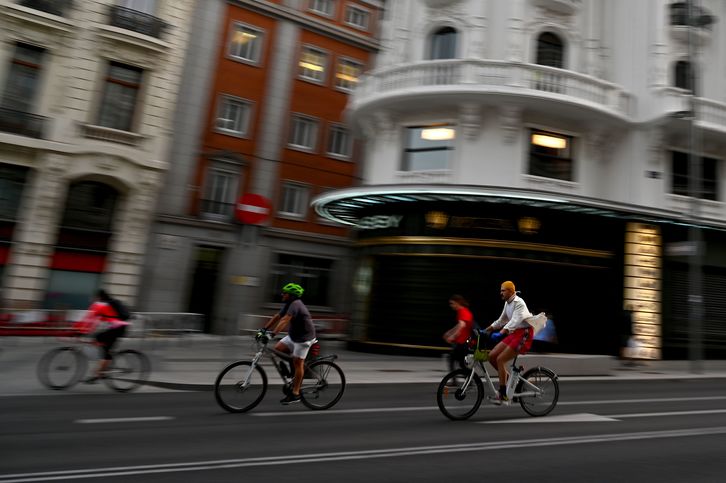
[82,289,130,383]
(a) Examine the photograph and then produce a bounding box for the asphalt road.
[2,380,726,482]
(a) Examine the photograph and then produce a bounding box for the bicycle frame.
[242,337,335,388]
[461,355,543,402]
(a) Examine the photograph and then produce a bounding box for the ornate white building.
[313,0,726,358]
[0,0,195,309]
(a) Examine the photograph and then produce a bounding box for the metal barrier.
[0,309,204,339]
[237,313,349,340]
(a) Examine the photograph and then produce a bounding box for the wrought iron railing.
[0,106,46,139]
[19,0,73,17]
[108,5,165,39]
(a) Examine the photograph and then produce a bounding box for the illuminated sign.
[623,223,662,359]
[358,215,403,230]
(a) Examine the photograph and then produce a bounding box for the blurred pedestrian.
[533,311,558,352]
[443,294,474,373]
[619,306,635,367]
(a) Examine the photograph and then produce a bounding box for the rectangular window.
[97,61,143,132]
[299,46,328,83]
[201,163,240,219]
[528,129,574,181]
[1,43,44,113]
[288,115,319,150]
[345,5,369,30]
[327,124,352,158]
[269,253,333,307]
[671,151,718,201]
[309,0,335,16]
[279,182,310,218]
[0,164,29,220]
[402,125,455,171]
[335,58,362,92]
[215,96,251,136]
[229,23,264,64]
[118,0,157,13]
[43,270,102,310]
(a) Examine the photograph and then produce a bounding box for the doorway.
[187,246,224,333]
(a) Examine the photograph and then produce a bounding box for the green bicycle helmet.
[281,283,304,297]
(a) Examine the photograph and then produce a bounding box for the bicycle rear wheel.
[437,369,484,420]
[214,361,268,413]
[37,347,86,390]
[104,350,150,393]
[516,367,559,417]
[300,359,345,410]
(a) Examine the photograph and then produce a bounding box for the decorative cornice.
[229,0,381,52]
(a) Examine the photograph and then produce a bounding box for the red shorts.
[502,327,534,354]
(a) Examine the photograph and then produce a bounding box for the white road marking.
[482,413,618,423]
[75,416,174,424]
[3,427,726,482]
[251,395,726,417]
[481,408,726,424]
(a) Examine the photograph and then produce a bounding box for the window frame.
[214,94,253,138]
[268,252,334,307]
[1,42,45,113]
[227,21,265,66]
[527,127,576,182]
[118,0,157,14]
[96,61,144,132]
[278,181,311,220]
[334,56,363,92]
[298,44,329,85]
[428,26,458,60]
[401,124,456,172]
[345,4,370,31]
[670,150,719,201]
[200,159,242,221]
[288,114,320,152]
[309,0,336,17]
[535,31,565,69]
[326,123,353,160]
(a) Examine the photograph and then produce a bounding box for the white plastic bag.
[525,312,547,335]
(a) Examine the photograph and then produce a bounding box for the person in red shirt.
[443,294,474,373]
[78,289,130,383]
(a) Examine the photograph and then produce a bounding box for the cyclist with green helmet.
[263,283,316,404]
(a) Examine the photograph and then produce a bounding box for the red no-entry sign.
[235,193,272,225]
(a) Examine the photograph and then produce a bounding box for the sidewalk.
[2,335,726,395]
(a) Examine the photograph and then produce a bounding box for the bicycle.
[37,336,150,393]
[214,329,346,412]
[437,330,559,420]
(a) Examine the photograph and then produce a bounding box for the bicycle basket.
[472,331,489,361]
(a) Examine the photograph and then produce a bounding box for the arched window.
[428,26,458,60]
[674,60,693,91]
[536,32,564,68]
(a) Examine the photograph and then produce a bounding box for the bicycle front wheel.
[300,360,345,410]
[104,350,150,393]
[37,347,87,390]
[436,369,484,421]
[214,361,267,413]
[516,367,559,417]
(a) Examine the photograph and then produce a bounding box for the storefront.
[314,186,726,359]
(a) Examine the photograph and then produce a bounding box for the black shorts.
[95,325,127,360]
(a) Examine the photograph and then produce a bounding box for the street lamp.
[684,0,715,373]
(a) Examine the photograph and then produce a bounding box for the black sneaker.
[280,393,301,405]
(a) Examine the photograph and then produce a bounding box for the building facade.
[0,0,195,309]
[139,0,383,334]
[313,0,726,358]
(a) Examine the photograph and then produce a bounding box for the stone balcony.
[350,59,632,124]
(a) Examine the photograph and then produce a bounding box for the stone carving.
[648,126,665,166]
[459,104,481,140]
[499,106,522,143]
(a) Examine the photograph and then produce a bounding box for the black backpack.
[108,298,131,321]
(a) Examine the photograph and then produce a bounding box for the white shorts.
[279,335,316,359]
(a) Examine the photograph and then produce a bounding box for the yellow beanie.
[501,281,516,292]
